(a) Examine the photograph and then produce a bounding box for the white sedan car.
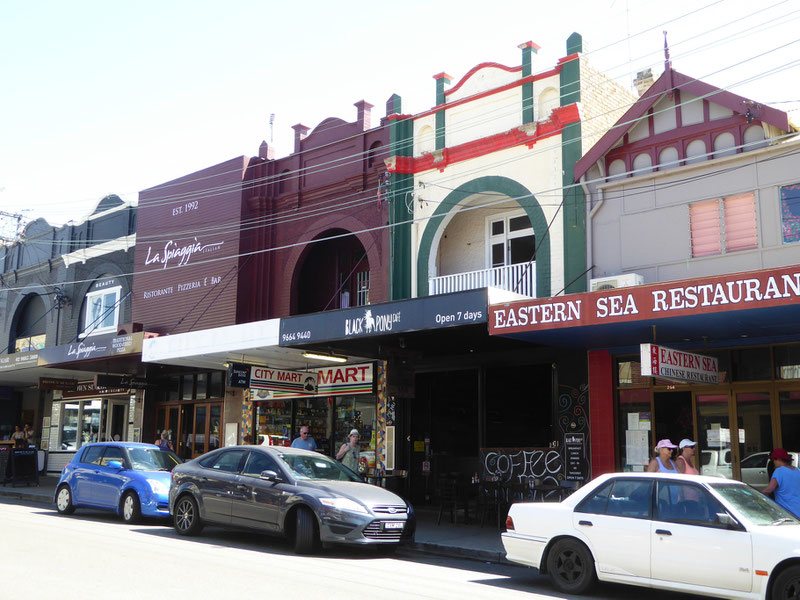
[502,472,800,600]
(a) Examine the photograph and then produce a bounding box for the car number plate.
[384,521,404,530]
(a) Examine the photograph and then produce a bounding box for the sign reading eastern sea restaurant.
[491,265,800,333]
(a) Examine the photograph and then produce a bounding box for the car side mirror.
[107,460,124,471]
[715,512,739,529]
[260,469,282,482]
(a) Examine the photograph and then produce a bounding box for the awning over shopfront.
[141,318,370,370]
[0,332,146,387]
[489,265,800,351]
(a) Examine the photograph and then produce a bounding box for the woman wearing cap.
[336,429,361,472]
[676,439,699,475]
[647,439,679,473]
[762,448,800,518]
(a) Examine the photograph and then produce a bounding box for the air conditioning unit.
[589,273,644,292]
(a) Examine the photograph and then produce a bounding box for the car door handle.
[236,484,249,491]
[578,520,593,527]
[197,476,208,482]
[655,529,672,536]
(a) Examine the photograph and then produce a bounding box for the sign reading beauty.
[640,344,718,384]
[132,157,250,334]
[490,265,800,333]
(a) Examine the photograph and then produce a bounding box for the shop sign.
[250,367,318,398]
[94,374,150,390]
[280,290,486,345]
[61,380,129,398]
[249,363,374,400]
[38,377,78,391]
[38,333,143,366]
[640,344,718,384]
[0,351,40,372]
[491,265,800,333]
[227,362,251,388]
[564,433,587,481]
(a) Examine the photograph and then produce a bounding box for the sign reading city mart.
[490,266,800,333]
[248,363,374,400]
[640,344,719,384]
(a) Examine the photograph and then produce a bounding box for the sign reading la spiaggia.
[640,344,718,384]
[490,266,800,333]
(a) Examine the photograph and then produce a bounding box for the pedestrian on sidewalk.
[337,429,361,472]
[291,425,316,450]
[676,439,699,475]
[647,439,678,473]
[763,448,800,518]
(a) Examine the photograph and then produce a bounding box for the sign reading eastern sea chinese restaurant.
[640,344,718,384]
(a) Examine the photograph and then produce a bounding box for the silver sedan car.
[169,445,414,554]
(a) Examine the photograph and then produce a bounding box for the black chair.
[437,477,468,525]
[477,479,507,529]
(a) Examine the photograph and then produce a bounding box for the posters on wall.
[625,411,651,467]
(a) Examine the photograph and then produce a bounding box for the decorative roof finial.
[663,30,672,72]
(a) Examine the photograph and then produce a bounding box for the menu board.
[564,433,587,481]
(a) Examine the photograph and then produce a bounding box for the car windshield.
[127,447,182,472]
[278,453,361,482]
[711,483,800,526]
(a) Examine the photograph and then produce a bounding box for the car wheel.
[294,507,319,555]
[546,538,596,595]
[121,491,142,524]
[55,485,75,515]
[173,495,203,536]
[772,565,800,600]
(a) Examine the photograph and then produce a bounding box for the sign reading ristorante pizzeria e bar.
[490,265,800,333]
[132,157,249,334]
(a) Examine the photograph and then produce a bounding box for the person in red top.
[676,439,699,475]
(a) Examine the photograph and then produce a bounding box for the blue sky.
[1,0,798,226]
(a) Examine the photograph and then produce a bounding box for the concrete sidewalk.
[0,475,508,563]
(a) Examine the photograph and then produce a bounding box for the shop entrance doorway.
[653,391,693,447]
[165,402,222,460]
[103,399,128,443]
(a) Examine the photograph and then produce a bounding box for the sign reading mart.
[490,265,800,333]
[249,363,375,400]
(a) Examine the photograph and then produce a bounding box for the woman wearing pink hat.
[646,439,678,473]
[762,448,800,518]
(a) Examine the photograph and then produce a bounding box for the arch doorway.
[294,230,370,314]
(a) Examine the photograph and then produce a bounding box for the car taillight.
[505,516,515,531]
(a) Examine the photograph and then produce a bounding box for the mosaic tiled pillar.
[376,360,387,470]
[240,390,253,443]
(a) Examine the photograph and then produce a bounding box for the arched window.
[13,294,47,352]
[608,159,626,181]
[367,141,383,168]
[743,125,766,151]
[632,153,653,175]
[658,146,679,170]
[713,132,736,159]
[685,139,707,165]
[278,169,290,195]
[538,87,559,120]
[417,125,434,155]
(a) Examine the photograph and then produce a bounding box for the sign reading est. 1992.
[640,343,718,384]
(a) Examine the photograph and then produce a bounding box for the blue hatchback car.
[55,442,181,523]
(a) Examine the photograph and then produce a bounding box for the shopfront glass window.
[775,345,800,380]
[80,400,101,446]
[736,392,773,475]
[697,394,732,478]
[731,347,771,381]
[60,403,80,450]
[209,404,221,451]
[167,376,180,402]
[296,397,333,456]
[781,183,800,243]
[196,373,207,400]
[209,371,224,398]
[255,400,292,446]
[334,396,376,472]
[618,388,651,471]
[779,391,800,452]
[182,375,194,400]
[618,360,649,387]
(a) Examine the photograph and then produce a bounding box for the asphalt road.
[1,497,706,600]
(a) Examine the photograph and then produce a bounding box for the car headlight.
[146,479,169,495]
[319,497,368,514]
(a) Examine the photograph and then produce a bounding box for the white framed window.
[82,285,121,337]
[486,211,535,268]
